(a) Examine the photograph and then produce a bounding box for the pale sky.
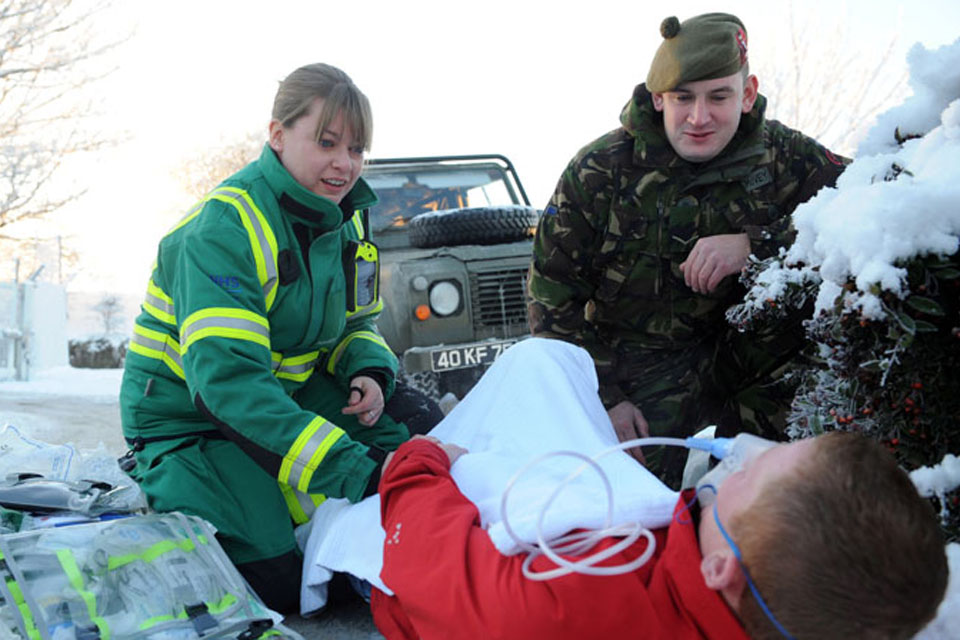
[25,0,960,293]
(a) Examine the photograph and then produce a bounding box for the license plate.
[429,340,519,372]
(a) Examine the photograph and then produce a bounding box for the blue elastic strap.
[674,483,717,526]
[712,504,796,640]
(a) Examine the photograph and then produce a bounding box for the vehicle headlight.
[429,281,461,316]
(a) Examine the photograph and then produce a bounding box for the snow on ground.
[0,365,121,400]
[0,366,126,453]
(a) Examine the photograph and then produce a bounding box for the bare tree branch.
[174,132,264,201]
[0,0,126,231]
[757,2,908,155]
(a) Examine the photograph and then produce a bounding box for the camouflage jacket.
[528,83,847,407]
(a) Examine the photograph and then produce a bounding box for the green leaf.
[934,268,960,280]
[859,360,883,372]
[906,296,945,316]
[894,311,917,334]
[809,414,824,436]
[915,320,939,333]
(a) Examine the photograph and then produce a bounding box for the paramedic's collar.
[258,143,378,229]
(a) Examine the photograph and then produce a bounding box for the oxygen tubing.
[500,435,731,581]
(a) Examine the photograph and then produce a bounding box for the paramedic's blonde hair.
[732,432,947,640]
[272,63,372,151]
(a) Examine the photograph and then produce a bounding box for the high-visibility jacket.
[120,144,398,521]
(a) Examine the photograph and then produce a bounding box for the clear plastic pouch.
[0,425,147,521]
[0,512,303,639]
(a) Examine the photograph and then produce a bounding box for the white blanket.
[299,338,679,615]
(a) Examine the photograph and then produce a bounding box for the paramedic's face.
[269,98,363,205]
[652,72,758,163]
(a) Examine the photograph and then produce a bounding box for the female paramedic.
[119,63,440,612]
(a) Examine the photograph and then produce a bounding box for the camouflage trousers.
[610,317,808,486]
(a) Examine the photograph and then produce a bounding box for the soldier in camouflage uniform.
[528,13,848,483]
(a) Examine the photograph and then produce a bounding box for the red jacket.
[372,439,748,640]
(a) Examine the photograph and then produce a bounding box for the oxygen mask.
[695,433,778,507]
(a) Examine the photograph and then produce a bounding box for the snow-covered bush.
[728,38,960,539]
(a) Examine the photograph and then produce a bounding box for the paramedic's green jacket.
[120,145,404,539]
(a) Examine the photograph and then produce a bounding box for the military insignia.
[824,149,844,166]
[736,28,748,65]
[744,168,772,192]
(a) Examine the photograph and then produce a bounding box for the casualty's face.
[652,72,758,163]
[270,98,364,205]
[711,438,816,529]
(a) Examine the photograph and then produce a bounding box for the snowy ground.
[0,366,126,453]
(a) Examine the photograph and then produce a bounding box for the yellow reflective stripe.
[279,416,345,492]
[350,210,365,239]
[326,330,390,374]
[282,351,320,366]
[167,199,206,235]
[210,186,279,311]
[56,549,110,639]
[271,350,319,382]
[6,579,41,640]
[280,483,310,524]
[107,536,206,571]
[180,307,270,353]
[208,592,238,614]
[143,279,176,325]
[346,297,384,320]
[130,323,185,379]
[138,592,236,631]
[140,613,180,630]
[279,483,326,524]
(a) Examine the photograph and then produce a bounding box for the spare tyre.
[408,205,540,248]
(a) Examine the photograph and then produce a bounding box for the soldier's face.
[652,72,758,163]
[268,98,364,205]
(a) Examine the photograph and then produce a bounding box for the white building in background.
[0,281,68,381]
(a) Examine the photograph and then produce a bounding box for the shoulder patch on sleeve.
[824,149,844,166]
[744,168,773,192]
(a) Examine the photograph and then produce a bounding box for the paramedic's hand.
[383,435,468,471]
[608,401,649,465]
[679,233,750,294]
[342,375,385,426]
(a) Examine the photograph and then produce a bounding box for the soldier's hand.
[679,233,750,294]
[607,401,649,465]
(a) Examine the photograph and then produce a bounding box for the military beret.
[646,13,748,93]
